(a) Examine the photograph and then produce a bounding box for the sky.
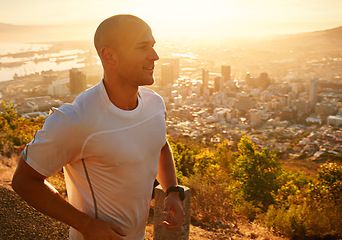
[1,0,342,39]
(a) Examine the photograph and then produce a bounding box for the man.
[12,14,185,240]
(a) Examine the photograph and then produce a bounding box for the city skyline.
[1,0,342,40]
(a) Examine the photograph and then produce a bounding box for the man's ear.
[101,47,117,65]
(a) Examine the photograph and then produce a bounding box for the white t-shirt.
[22,80,167,240]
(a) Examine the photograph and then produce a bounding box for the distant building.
[291,99,310,115]
[214,107,230,122]
[214,76,223,92]
[202,69,209,91]
[235,94,255,111]
[43,74,58,85]
[24,96,62,112]
[245,72,255,88]
[226,108,238,121]
[221,65,231,81]
[281,106,298,121]
[69,68,86,95]
[327,115,342,127]
[48,79,69,97]
[21,111,49,119]
[158,58,179,79]
[315,102,336,116]
[249,109,262,126]
[161,63,174,87]
[155,58,179,86]
[306,116,322,124]
[309,78,318,110]
[318,80,342,93]
[258,72,271,89]
[270,100,286,112]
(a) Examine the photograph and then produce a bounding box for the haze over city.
[1,0,342,41]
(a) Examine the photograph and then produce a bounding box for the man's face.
[113,23,159,87]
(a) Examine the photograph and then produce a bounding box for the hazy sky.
[1,0,341,38]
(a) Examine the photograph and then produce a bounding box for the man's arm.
[156,141,185,231]
[12,157,126,240]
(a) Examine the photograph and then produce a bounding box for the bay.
[0,42,87,82]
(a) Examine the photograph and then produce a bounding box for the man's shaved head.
[94,14,150,57]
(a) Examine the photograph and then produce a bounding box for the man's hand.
[162,192,185,231]
[81,218,127,240]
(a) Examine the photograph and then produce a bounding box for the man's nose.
[150,48,159,61]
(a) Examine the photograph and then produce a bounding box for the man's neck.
[103,78,139,111]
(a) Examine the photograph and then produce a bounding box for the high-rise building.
[214,76,223,92]
[202,69,209,91]
[259,72,271,89]
[161,63,174,87]
[69,68,86,95]
[309,78,318,110]
[43,74,58,85]
[156,58,180,81]
[221,65,231,81]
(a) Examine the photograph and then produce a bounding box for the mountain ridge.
[0,22,341,44]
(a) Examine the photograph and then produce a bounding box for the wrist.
[75,212,93,235]
[166,185,185,201]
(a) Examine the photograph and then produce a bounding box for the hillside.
[0,155,287,240]
[0,22,94,43]
[248,25,342,55]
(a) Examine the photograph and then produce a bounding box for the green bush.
[232,135,283,210]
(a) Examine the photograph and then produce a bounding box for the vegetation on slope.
[1,101,341,239]
[170,135,342,239]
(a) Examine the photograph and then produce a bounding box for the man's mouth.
[143,66,154,72]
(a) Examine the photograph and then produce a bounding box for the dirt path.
[0,156,17,190]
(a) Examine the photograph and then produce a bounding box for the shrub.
[261,199,342,239]
[316,162,342,203]
[0,102,44,156]
[232,135,283,210]
[184,173,235,224]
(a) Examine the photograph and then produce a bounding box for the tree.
[232,135,283,210]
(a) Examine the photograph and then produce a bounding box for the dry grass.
[281,158,321,178]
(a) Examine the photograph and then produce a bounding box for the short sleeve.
[23,104,84,177]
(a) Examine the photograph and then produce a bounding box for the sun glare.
[1,0,341,42]
[113,0,342,39]
[127,0,248,39]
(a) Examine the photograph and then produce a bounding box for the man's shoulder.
[50,84,101,124]
[74,83,101,105]
[67,83,102,114]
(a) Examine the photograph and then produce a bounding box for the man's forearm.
[156,141,178,191]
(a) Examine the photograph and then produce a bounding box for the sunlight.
[1,0,341,41]
[129,0,252,38]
